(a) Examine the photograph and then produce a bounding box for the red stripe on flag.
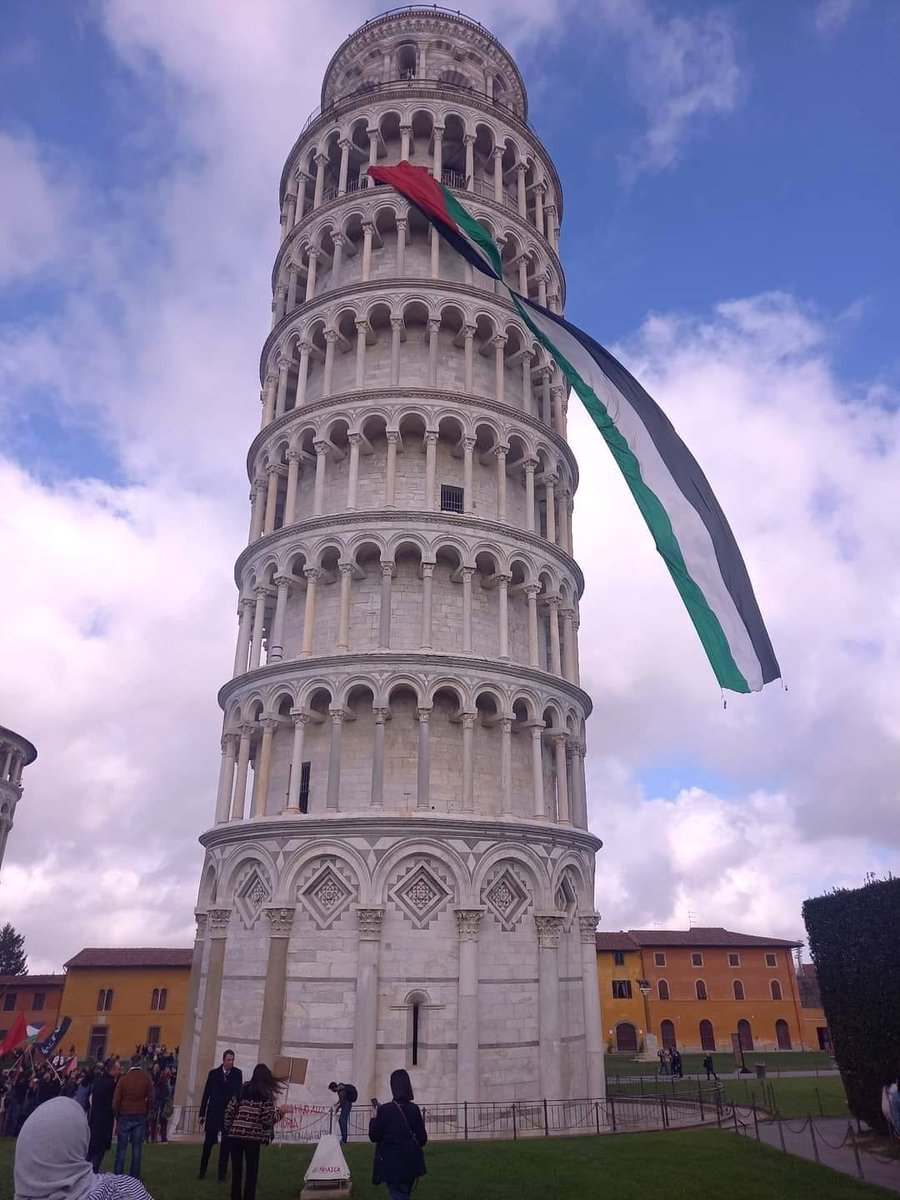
[367,161,457,231]
[0,1010,27,1058]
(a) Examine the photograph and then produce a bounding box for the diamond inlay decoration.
[299,862,355,930]
[234,865,272,929]
[390,861,452,929]
[482,866,530,931]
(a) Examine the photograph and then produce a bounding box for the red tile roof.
[797,962,818,978]
[64,948,193,970]
[625,927,801,949]
[595,932,640,951]
[0,974,65,988]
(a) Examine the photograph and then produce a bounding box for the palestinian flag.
[26,1022,49,1044]
[368,162,780,693]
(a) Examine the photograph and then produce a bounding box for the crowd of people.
[656,1045,684,1077]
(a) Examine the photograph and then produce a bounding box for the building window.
[660,1019,676,1049]
[88,1026,108,1061]
[654,952,666,967]
[696,980,708,1001]
[775,1018,792,1049]
[2,993,15,1012]
[657,979,669,1001]
[440,484,464,513]
[151,988,168,1012]
[147,1026,161,1047]
[691,952,703,967]
[97,989,114,1012]
[32,993,45,1011]
[613,951,625,966]
[411,1002,421,1066]
[728,953,740,967]
[765,953,777,968]
[733,980,745,1001]
[406,991,427,1068]
[770,980,783,1001]
[298,761,311,814]
[699,1018,716,1051]
[737,1019,754,1051]
[611,980,632,1000]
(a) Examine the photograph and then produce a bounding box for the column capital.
[260,716,279,734]
[499,716,513,732]
[427,317,441,333]
[380,560,395,576]
[395,215,408,231]
[314,151,329,165]
[460,711,476,731]
[329,707,345,723]
[290,709,310,728]
[424,430,439,446]
[515,160,528,175]
[463,323,477,338]
[266,462,282,478]
[416,706,432,723]
[560,605,576,621]
[286,449,303,464]
[545,593,561,611]
[195,912,208,937]
[389,317,404,332]
[303,566,322,583]
[534,913,565,948]
[207,909,232,936]
[313,438,331,455]
[298,339,313,356]
[362,219,375,234]
[552,731,569,749]
[432,123,445,138]
[492,144,504,159]
[331,231,346,247]
[221,733,237,752]
[493,443,510,460]
[322,329,338,345]
[491,334,508,350]
[460,566,475,581]
[254,585,269,600]
[543,470,559,486]
[357,906,385,940]
[420,561,435,578]
[523,582,541,598]
[578,912,601,943]
[372,706,389,724]
[239,596,256,614]
[462,435,476,451]
[354,319,370,335]
[238,722,256,739]
[338,136,353,150]
[307,246,321,261]
[464,133,476,146]
[455,908,485,940]
[522,457,538,475]
[278,356,292,375]
[265,906,296,936]
[385,428,400,443]
[273,574,293,590]
[338,561,355,576]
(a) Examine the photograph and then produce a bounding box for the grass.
[0,1129,891,1200]
[606,1050,835,1077]
[607,1076,849,1119]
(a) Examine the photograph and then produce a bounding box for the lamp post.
[637,978,652,1054]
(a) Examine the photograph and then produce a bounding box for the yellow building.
[61,948,192,1061]
[0,974,65,1051]
[597,928,816,1055]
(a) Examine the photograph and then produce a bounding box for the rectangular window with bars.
[613,951,625,966]
[611,980,632,999]
[440,485,464,514]
[299,761,311,814]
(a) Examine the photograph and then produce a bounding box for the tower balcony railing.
[301,75,531,138]
[322,169,519,213]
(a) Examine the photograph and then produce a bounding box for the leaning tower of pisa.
[177,7,604,1111]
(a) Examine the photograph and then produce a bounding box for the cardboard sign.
[274,1056,308,1085]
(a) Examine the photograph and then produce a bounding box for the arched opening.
[733,979,745,1001]
[695,979,708,1001]
[737,1019,754,1052]
[614,1022,638,1053]
[770,980,783,1001]
[405,989,428,1068]
[699,1019,716,1051]
[657,979,669,1001]
[775,1019,792,1050]
[660,1019,676,1050]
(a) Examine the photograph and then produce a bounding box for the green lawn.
[0,1129,890,1200]
[606,1050,835,1077]
[608,1074,848,1118]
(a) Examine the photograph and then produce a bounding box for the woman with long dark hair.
[369,1069,427,1200]
[223,1064,285,1200]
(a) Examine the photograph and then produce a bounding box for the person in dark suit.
[199,1050,243,1181]
[87,1058,120,1172]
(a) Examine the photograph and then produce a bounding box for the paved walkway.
[734,1115,899,1192]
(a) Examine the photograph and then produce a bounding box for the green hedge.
[803,876,900,1132]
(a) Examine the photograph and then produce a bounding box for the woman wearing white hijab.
[15,1097,155,1200]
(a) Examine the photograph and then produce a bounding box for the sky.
[1,0,898,973]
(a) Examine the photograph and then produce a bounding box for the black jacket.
[200,1065,243,1130]
[87,1072,117,1156]
[369,1100,427,1186]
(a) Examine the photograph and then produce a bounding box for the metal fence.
[728,1105,876,1184]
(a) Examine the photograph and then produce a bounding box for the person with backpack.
[328,1080,357,1144]
[369,1069,427,1200]
[223,1064,285,1200]
[702,1053,718,1081]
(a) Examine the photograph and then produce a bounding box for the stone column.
[337,139,351,194]
[354,323,368,390]
[313,440,329,515]
[322,331,337,396]
[463,325,475,392]
[523,459,536,532]
[258,908,295,1067]
[560,608,576,682]
[525,584,540,666]
[261,375,277,427]
[362,222,374,281]
[516,162,527,217]
[544,474,557,543]
[296,342,312,407]
[352,908,385,1108]
[269,575,291,663]
[462,437,475,512]
[313,153,327,207]
[214,736,237,824]
[465,134,475,188]
[494,443,508,522]
[497,574,510,659]
[546,205,559,252]
[286,265,299,312]
[424,431,438,509]
[301,568,320,658]
[304,249,319,304]
[232,724,254,820]
[330,233,345,288]
[427,318,440,384]
[275,360,291,421]
[420,563,434,650]
[552,384,566,437]
[249,586,268,669]
[285,711,309,812]
[378,561,394,649]
[326,710,343,810]
[570,741,587,828]
[493,336,506,404]
[337,562,354,653]
[389,318,403,386]
[540,368,552,424]
[538,273,548,308]
[253,718,277,818]
[370,708,387,807]
[395,218,407,276]
[547,595,562,675]
[194,909,230,1088]
[461,712,475,812]
[432,125,443,178]
[367,129,378,183]
[273,284,286,324]
[346,433,361,509]
[263,465,281,536]
[400,125,411,159]
[553,735,570,824]
[530,724,546,818]
[579,913,605,1099]
[284,451,301,526]
[173,912,207,1111]
[492,145,504,202]
[233,598,254,678]
[461,567,474,651]
[385,431,399,506]
[295,175,309,223]
[535,915,564,1099]
[500,718,514,816]
[416,708,431,809]
[534,182,545,236]
[558,488,571,553]
[521,353,533,415]
[455,909,484,1103]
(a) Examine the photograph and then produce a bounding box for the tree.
[0,923,27,976]
[803,876,900,1133]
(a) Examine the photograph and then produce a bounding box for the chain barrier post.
[464,1101,468,1140]
[733,1105,739,1134]
[778,1118,787,1152]
[753,1104,760,1141]
[543,1098,549,1137]
[662,1094,669,1129]
[594,1101,600,1134]
[512,1102,517,1141]
[809,1118,820,1163]
[848,1122,864,1180]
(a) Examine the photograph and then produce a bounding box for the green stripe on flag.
[441,187,504,278]
[511,295,750,693]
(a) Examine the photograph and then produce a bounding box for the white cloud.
[0,132,71,285]
[813,0,865,35]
